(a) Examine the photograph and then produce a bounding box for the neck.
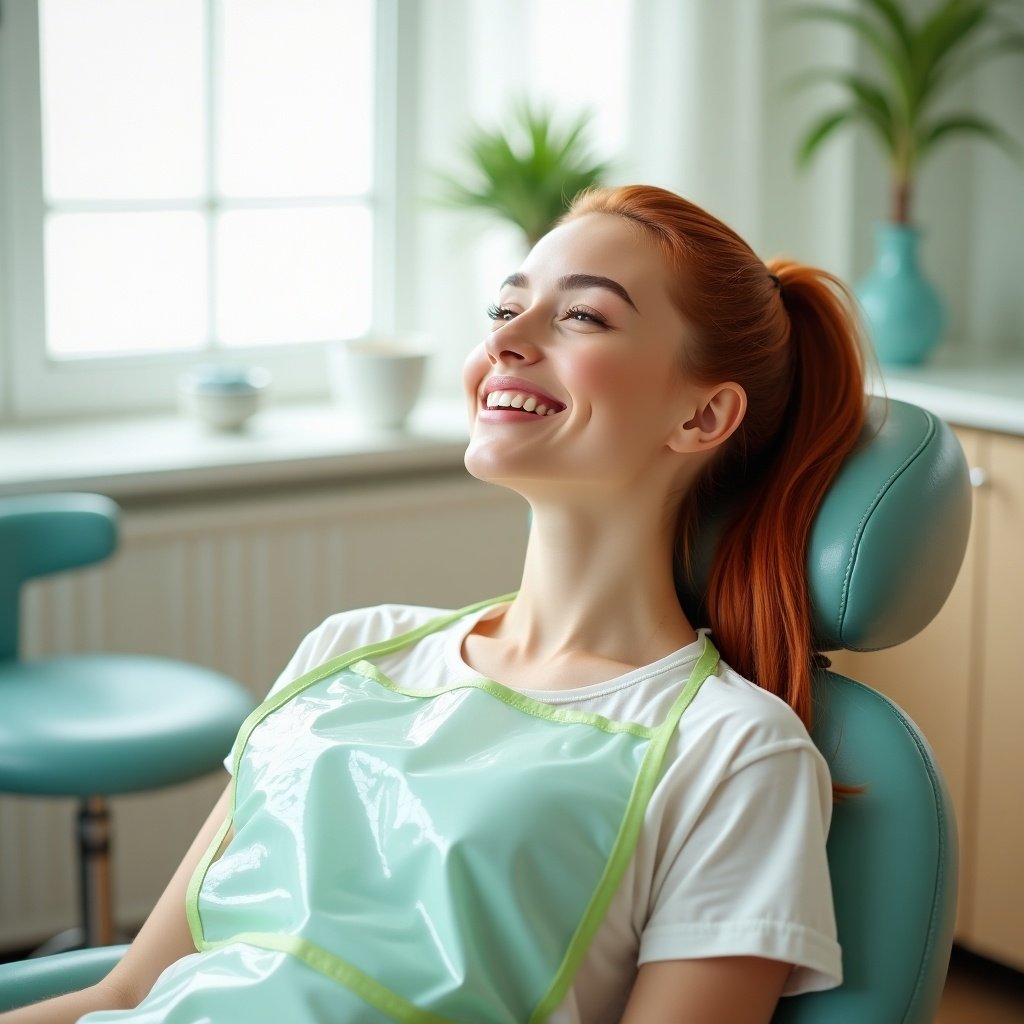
[489,492,697,669]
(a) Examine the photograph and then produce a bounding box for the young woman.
[4,185,865,1024]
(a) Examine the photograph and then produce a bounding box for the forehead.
[519,213,673,307]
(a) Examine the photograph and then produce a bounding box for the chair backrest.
[682,397,970,1023]
[0,492,119,660]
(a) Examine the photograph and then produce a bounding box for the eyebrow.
[500,272,639,313]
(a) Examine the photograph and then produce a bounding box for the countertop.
[874,351,1024,435]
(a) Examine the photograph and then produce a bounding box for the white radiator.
[0,474,528,950]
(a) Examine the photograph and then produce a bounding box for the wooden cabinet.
[969,430,1024,964]
[831,426,1024,970]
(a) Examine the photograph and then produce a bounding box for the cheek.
[568,349,664,408]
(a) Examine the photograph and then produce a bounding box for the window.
[1,0,407,418]
[1,0,640,424]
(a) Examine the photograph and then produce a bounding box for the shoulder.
[306,603,453,655]
[681,658,823,770]
[653,656,833,825]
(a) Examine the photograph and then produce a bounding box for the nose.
[483,320,542,366]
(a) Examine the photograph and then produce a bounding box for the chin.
[463,441,504,485]
[464,439,533,493]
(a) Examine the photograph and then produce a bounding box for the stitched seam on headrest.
[836,408,938,641]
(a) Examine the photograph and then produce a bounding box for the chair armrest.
[0,945,128,1012]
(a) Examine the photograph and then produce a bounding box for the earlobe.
[668,383,747,454]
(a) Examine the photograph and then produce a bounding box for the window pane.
[46,212,208,356]
[526,0,631,156]
[218,0,374,197]
[216,206,372,346]
[39,0,206,200]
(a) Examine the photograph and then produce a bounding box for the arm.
[620,956,791,1024]
[0,782,235,1023]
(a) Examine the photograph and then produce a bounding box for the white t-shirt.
[229,601,842,1023]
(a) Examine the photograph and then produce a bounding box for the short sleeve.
[221,615,350,774]
[639,742,842,995]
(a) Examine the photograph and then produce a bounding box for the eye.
[563,305,609,327]
[486,303,517,322]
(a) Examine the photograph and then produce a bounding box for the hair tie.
[768,272,781,290]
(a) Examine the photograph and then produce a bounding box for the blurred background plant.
[431,101,610,248]
[788,0,1024,224]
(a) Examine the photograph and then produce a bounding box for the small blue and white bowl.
[179,365,272,431]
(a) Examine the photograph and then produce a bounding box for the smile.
[484,390,562,416]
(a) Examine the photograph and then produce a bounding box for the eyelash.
[485,303,609,327]
[486,303,516,322]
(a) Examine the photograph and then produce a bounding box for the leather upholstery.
[683,397,972,652]
[810,399,971,651]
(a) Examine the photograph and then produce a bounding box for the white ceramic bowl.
[327,336,430,430]
[179,366,272,431]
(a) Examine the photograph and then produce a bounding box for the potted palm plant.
[790,0,1023,364]
[432,101,610,249]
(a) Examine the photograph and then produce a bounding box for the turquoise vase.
[855,223,946,366]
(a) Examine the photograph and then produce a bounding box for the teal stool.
[0,492,254,950]
[0,400,968,1022]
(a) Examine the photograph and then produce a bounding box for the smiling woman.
[0,185,867,1024]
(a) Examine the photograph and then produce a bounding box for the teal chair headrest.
[684,397,972,653]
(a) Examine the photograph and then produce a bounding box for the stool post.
[78,797,115,948]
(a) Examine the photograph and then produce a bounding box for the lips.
[481,376,566,417]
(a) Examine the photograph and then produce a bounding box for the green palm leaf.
[913,1,990,109]
[431,103,609,246]
[789,69,899,159]
[785,0,1024,223]
[918,112,1022,159]
[785,4,914,109]
[939,30,1024,91]
[863,0,915,55]
[797,108,861,167]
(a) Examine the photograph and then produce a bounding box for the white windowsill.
[0,397,472,501]
[2,353,1022,505]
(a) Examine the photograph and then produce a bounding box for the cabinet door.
[828,426,982,934]
[968,430,1024,969]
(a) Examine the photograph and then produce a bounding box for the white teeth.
[485,389,560,415]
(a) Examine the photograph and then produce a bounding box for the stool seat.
[0,654,253,797]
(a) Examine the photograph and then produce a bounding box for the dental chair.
[0,492,254,953]
[0,398,968,1023]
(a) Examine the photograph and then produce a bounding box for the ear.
[667,382,747,454]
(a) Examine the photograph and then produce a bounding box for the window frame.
[0,0,416,421]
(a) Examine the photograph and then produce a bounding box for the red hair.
[564,185,866,728]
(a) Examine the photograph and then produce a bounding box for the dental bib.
[82,599,719,1024]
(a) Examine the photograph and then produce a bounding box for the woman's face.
[463,212,706,499]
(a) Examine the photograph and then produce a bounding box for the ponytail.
[564,186,867,730]
[702,263,866,726]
